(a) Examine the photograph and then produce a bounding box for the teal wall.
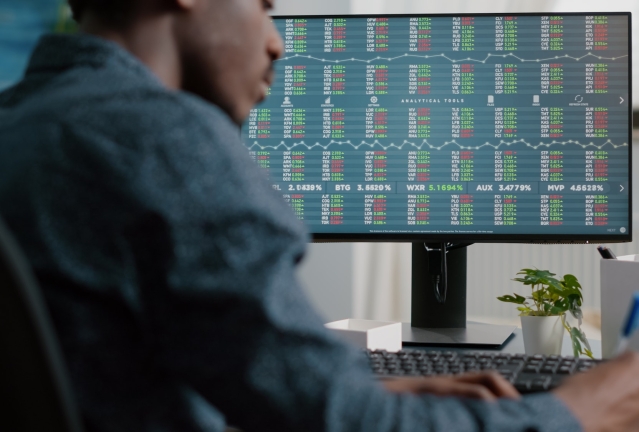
[0,0,75,90]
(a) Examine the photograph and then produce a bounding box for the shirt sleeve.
[70,94,583,432]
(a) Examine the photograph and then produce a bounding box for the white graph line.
[277,52,628,64]
[248,139,628,151]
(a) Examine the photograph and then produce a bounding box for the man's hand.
[553,352,639,432]
[382,372,520,401]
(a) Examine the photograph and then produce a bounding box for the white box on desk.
[601,254,639,359]
[325,319,402,352]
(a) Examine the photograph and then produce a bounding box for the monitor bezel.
[267,12,633,244]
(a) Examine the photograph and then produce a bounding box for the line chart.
[248,139,628,151]
[277,52,629,65]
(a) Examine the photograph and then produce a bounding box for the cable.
[425,242,448,304]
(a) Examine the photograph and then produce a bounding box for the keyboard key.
[557,365,574,374]
[514,380,531,392]
[531,377,551,391]
[523,364,541,373]
[498,363,523,374]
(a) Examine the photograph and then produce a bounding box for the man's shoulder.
[1,66,252,192]
[66,80,238,149]
[2,67,238,155]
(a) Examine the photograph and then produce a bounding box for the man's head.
[69,0,283,125]
[68,0,130,24]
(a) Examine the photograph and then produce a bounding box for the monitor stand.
[402,243,515,347]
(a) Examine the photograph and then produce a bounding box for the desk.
[407,328,602,359]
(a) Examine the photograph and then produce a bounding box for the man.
[1,0,639,431]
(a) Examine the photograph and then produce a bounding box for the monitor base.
[402,321,516,347]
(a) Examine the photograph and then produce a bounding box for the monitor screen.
[242,13,632,243]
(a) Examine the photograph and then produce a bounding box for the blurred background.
[0,0,75,91]
[2,0,638,339]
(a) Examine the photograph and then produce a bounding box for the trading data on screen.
[241,14,631,237]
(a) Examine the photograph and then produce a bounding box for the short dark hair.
[67,0,133,24]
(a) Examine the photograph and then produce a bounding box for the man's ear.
[174,0,197,11]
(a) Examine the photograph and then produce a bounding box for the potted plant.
[497,268,593,358]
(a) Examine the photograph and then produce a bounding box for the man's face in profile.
[176,0,284,125]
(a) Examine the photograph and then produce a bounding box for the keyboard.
[366,349,602,393]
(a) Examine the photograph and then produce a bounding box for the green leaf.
[547,286,562,297]
[571,327,592,353]
[517,268,556,278]
[517,268,541,275]
[549,305,568,315]
[561,288,582,300]
[532,290,548,302]
[513,268,559,288]
[513,293,526,303]
[567,292,582,302]
[497,294,527,304]
[512,277,536,286]
[545,278,565,294]
[569,308,583,322]
[571,332,582,358]
[562,274,582,291]
[517,306,533,315]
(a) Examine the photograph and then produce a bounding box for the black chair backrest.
[0,219,83,432]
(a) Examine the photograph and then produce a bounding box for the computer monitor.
[242,12,633,346]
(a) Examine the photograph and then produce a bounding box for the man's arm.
[553,352,639,432]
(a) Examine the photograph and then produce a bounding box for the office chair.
[0,218,83,432]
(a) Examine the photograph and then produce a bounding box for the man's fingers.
[452,372,521,400]
[381,377,422,393]
[434,381,498,401]
[382,375,506,400]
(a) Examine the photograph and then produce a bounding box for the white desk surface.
[409,328,602,359]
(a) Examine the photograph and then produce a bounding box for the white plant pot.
[520,315,564,356]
